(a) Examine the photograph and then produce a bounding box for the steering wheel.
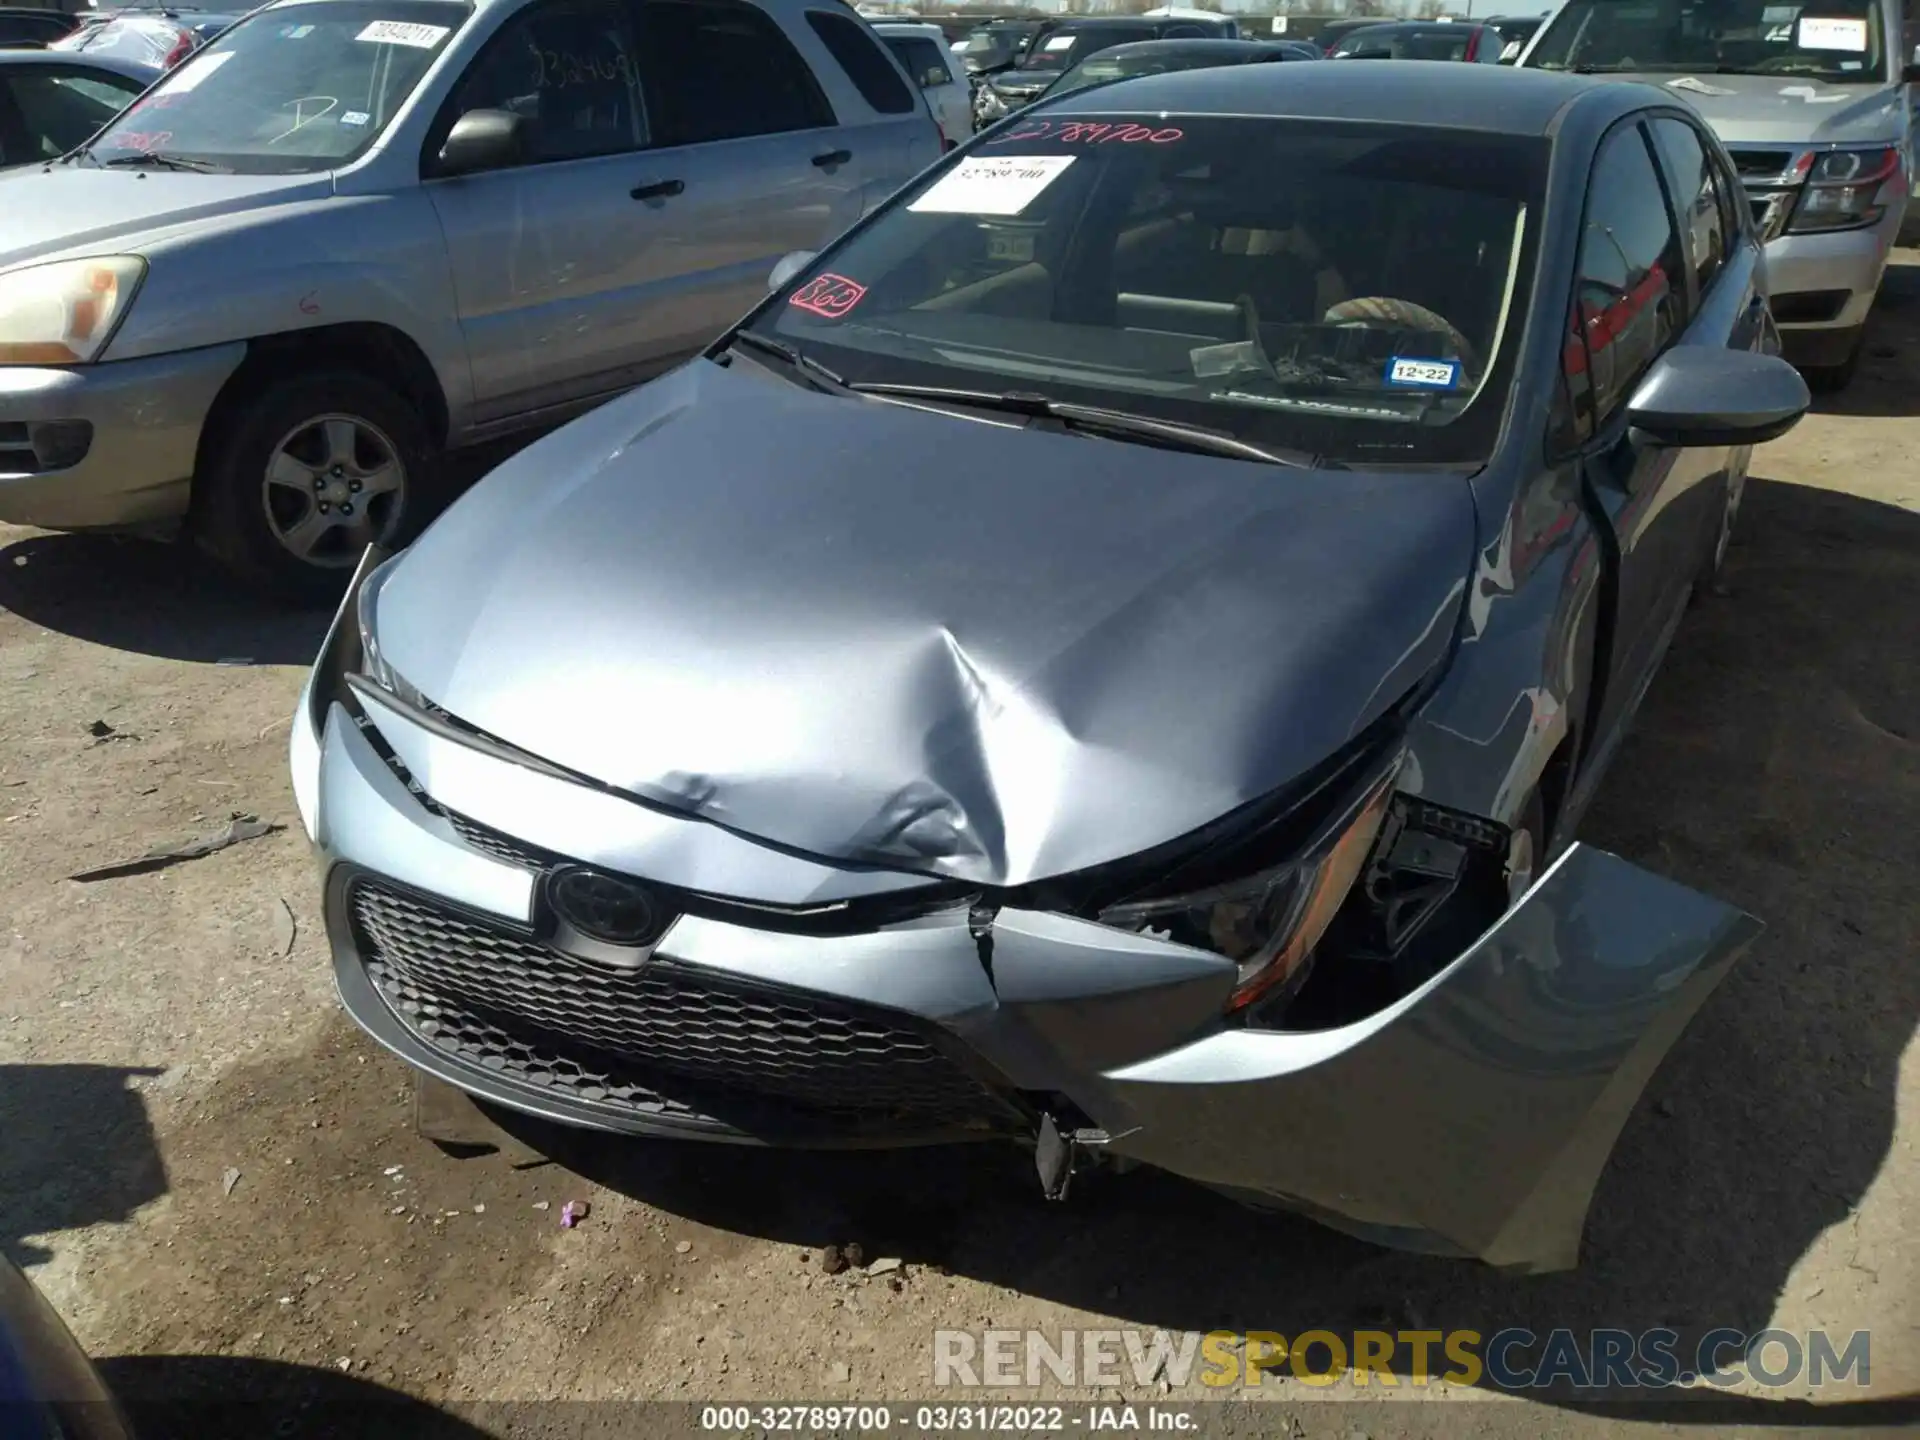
[268,96,339,145]
[1322,297,1481,377]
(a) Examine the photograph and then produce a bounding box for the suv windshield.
[1527,0,1890,82]
[1048,50,1220,98]
[86,0,471,173]
[751,115,1546,466]
[1018,27,1137,71]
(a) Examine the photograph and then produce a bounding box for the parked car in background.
[0,5,79,45]
[1308,17,1386,54]
[1329,20,1506,63]
[0,1253,134,1439]
[1485,13,1543,62]
[49,7,237,71]
[1038,36,1313,105]
[297,61,1807,1277]
[875,18,969,147]
[977,13,1239,116]
[0,46,147,164]
[1520,0,1919,388]
[0,0,941,597]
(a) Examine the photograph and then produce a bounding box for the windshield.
[87,1,470,173]
[1019,27,1135,71]
[750,115,1546,466]
[1527,0,1890,82]
[1048,51,1223,97]
[1337,27,1484,59]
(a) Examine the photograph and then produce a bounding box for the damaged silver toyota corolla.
[291,63,1811,1271]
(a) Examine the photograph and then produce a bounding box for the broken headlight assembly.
[1097,761,1400,1013]
[353,551,426,709]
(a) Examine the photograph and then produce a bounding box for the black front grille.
[1731,149,1794,179]
[445,809,552,870]
[348,880,1015,1135]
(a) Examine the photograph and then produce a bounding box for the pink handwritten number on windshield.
[108,130,174,153]
[788,273,867,319]
[985,120,1183,146]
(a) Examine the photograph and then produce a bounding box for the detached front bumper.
[0,342,244,531]
[292,561,1760,1272]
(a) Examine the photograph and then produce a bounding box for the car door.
[422,0,667,425]
[1565,118,1728,756]
[624,0,861,361]
[881,30,965,145]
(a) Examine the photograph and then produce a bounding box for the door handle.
[630,178,684,201]
[811,149,852,168]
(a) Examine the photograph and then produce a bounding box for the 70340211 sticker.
[1385,357,1461,389]
[788,274,867,319]
[355,20,450,47]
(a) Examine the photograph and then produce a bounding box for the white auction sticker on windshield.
[1797,15,1868,49]
[356,20,450,47]
[1043,34,1077,50]
[156,50,232,93]
[909,155,1076,216]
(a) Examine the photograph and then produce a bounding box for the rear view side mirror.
[1626,346,1810,448]
[437,108,526,178]
[767,250,817,292]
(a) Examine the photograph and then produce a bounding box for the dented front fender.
[1088,844,1760,1273]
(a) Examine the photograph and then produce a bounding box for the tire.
[192,368,433,603]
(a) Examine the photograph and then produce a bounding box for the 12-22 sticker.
[1385,357,1461,389]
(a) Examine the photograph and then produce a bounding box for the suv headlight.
[1788,147,1901,234]
[0,257,146,365]
[1099,763,1398,1013]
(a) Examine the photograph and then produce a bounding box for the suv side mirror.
[437,109,526,178]
[1626,346,1810,448]
[767,250,816,292]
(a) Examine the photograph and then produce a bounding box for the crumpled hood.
[0,169,331,271]
[1641,72,1904,146]
[376,359,1475,887]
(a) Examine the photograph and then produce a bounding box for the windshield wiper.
[98,151,231,173]
[725,330,851,394]
[1572,61,1725,73]
[847,383,1317,468]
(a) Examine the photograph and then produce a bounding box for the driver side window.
[1555,121,1686,448]
[446,0,648,169]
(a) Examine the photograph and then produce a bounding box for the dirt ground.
[4,261,1919,1440]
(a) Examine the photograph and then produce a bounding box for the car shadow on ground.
[494,474,1920,1410]
[0,531,332,666]
[0,1064,167,1269]
[0,436,527,665]
[1814,253,1920,420]
[97,1355,497,1440]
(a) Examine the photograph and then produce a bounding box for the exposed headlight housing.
[1099,761,1399,1012]
[0,257,146,365]
[354,551,425,708]
[1788,147,1901,234]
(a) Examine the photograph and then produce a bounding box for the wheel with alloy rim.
[195,369,432,602]
[261,412,406,568]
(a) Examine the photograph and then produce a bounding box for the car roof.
[1044,58,1619,135]
[872,20,944,38]
[1338,21,1493,38]
[0,45,152,79]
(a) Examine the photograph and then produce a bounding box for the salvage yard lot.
[3,260,1918,1437]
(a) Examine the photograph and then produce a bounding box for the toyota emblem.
[546,866,670,947]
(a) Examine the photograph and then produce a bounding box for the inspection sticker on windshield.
[356,20,450,47]
[341,110,371,127]
[909,155,1076,216]
[279,22,314,37]
[1385,357,1460,390]
[1797,15,1868,48]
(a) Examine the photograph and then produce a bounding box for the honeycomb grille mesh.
[349,881,1008,1130]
